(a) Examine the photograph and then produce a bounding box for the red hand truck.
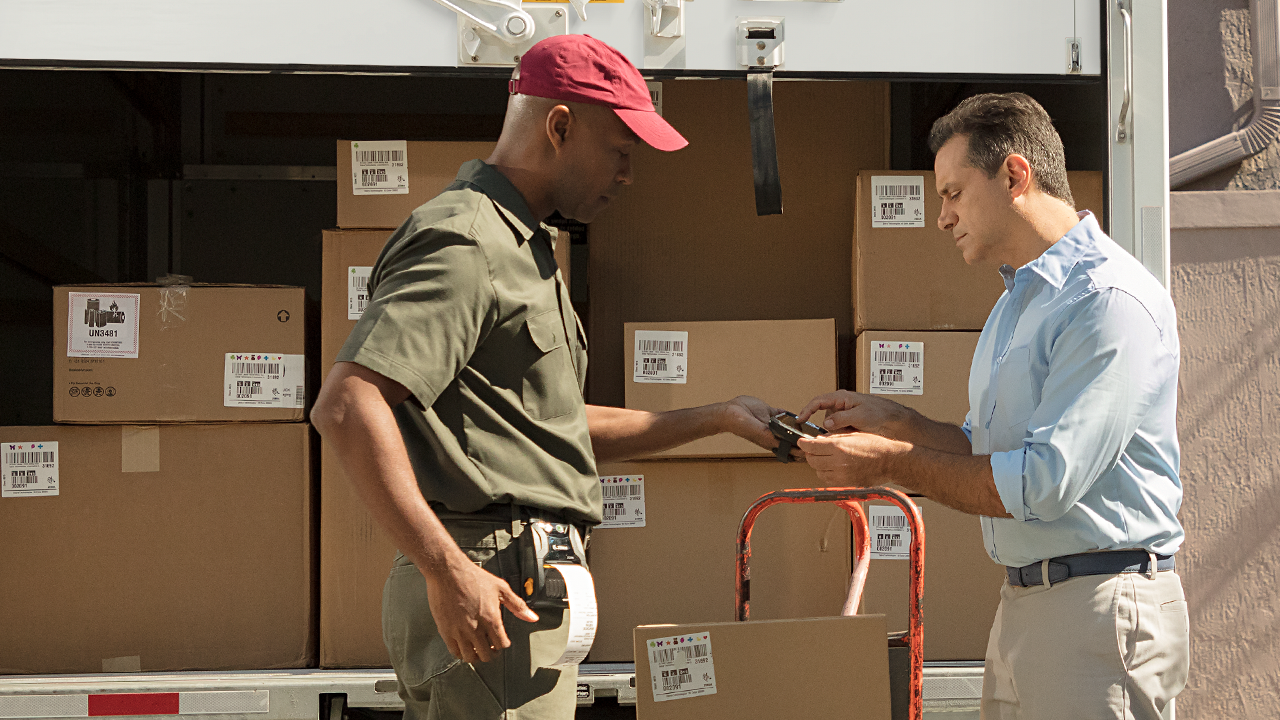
[735,487,925,720]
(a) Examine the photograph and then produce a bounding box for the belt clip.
[1041,559,1053,588]
[1146,551,1157,579]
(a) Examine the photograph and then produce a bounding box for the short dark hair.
[928,93,1073,207]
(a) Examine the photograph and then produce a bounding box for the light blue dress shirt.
[961,212,1184,568]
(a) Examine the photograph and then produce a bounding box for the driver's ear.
[547,104,573,152]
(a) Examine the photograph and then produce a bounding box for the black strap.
[747,69,783,216]
[1007,551,1176,588]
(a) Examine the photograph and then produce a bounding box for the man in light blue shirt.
[797,93,1188,719]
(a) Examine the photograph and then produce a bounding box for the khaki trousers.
[981,570,1189,720]
[382,517,578,720]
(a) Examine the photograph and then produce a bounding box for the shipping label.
[2,441,59,498]
[633,330,687,384]
[66,292,140,358]
[646,632,717,702]
[348,266,373,320]
[223,353,306,408]
[351,140,408,195]
[869,340,923,396]
[868,505,920,560]
[870,175,926,228]
[598,475,645,528]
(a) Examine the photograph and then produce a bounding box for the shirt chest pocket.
[522,310,579,420]
[991,347,1035,448]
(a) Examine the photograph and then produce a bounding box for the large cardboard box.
[336,140,496,229]
[623,319,838,458]
[859,498,1007,661]
[633,615,890,720]
[0,423,315,674]
[589,460,852,662]
[53,284,306,424]
[853,170,1105,333]
[318,229,398,667]
[854,330,980,426]
[587,79,890,408]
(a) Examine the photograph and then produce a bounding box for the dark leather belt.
[1007,551,1175,588]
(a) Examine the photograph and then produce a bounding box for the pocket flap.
[526,310,565,353]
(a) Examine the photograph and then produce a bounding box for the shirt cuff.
[990,449,1029,521]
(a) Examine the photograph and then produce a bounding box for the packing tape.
[101,655,142,673]
[548,565,598,667]
[121,426,160,473]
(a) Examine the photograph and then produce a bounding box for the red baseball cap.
[509,34,688,152]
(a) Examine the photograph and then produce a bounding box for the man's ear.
[1005,153,1033,199]
[546,104,574,153]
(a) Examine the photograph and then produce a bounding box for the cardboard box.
[318,229,397,667]
[0,423,315,674]
[53,284,307,424]
[336,140,496,229]
[587,79,890,408]
[623,319,838,458]
[853,170,1105,333]
[633,615,890,720]
[855,330,980,426]
[589,460,852,662]
[859,498,1007,661]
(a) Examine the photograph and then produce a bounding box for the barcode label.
[232,362,280,375]
[598,475,645,528]
[869,340,924,396]
[350,140,408,196]
[868,505,919,560]
[646,81,664,116]
[870,175,925,228]
[224,353,306,408]
[633,330,688,385]
[647,632,716,702]
[2,441,60,497]
[348,266,373,320]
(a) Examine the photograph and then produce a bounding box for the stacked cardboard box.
[0,283,315,674]
[850,170,1106,660]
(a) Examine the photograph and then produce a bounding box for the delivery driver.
[312,35,785,720]
[796,93,1188,719]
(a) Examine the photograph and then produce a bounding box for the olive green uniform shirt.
[336,160,601,525]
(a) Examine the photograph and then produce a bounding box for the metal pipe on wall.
[1170,0,1280,188]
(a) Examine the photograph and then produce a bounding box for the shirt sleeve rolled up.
[989,289,1175,523]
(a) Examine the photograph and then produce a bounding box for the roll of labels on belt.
[518,519,598,666]
[768,411,828,463]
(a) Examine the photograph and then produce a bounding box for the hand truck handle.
[734,486,925,720]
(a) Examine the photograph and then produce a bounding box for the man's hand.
[798,431,908,486]
[720,395,805,460]
[423,557,540,665]
[796,390,915,439]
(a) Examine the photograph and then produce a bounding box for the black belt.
[1007,551,1175,588]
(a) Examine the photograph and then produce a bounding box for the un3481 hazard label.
[646,632,716,702]
[67,292,140,358]
[224,354,306,408]
[2,441,59,498]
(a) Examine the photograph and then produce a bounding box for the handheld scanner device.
[518,520,588,610]
[768,411,827,463]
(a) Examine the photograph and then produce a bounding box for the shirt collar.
[454,159,549,243]
[1000,210,1098,292]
